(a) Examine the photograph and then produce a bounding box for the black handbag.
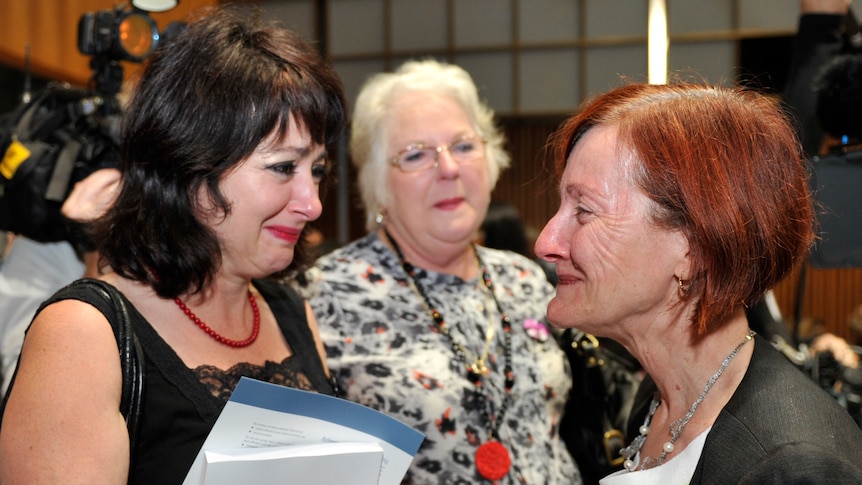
[559,329,642,485]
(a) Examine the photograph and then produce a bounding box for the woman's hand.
[61,168,121,222]
[800,0,851,15]
[810,332,860,368]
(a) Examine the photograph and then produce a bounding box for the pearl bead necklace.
[621,330,755,471]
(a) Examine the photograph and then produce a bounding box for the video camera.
[773,335,862,428]
[810,348,862,427]
[76,1,180,95]
[0,2,181,245]
[78,7,160,63]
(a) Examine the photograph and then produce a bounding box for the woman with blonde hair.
[297,59,579,484]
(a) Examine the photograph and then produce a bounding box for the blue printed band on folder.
[230,377,424,455]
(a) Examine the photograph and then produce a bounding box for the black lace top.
[40,277,334,484]
[195,357,320,403]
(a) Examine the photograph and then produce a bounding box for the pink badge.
[523,318,549,342]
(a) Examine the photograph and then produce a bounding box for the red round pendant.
[475,440,511,480]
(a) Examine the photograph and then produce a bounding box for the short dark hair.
[481,201,529,256]
[92,5,347,298]
[815,53,862,141]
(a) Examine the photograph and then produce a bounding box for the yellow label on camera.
[0,140,31,180]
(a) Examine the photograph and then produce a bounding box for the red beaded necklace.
[173,292,261,348]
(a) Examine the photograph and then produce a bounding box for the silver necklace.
[621,330,756,471]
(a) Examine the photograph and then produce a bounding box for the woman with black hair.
[0,5,348,483]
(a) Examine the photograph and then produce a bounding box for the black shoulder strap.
[76,279,145,453]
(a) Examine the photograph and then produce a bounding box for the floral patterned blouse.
[296,232,581,484]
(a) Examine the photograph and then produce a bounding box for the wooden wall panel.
[774,265,862,343]
[0,1,34,67]
[0,0,217,86]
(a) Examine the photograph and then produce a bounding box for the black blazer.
[629,335,862,484]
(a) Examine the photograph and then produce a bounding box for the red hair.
[551,82,815,335]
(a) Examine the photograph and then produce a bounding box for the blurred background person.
[780,0,862,366]
[536,81,862,484]
[296,59,579,484]
[0,164,120,396]
[479,199,557,285]
[0,6,347,484]
[478,200,530,255]
[784,0,857,156]
[0,89,122,395]
[0,237,84,394]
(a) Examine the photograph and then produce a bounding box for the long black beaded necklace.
[383,229,515,481]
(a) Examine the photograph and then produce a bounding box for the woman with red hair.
[536,81,862,484]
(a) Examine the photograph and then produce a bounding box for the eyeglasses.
[389,135,485,173]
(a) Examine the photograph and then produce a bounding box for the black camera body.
[808,349,862,427]
[78,10,122,60]
[76,5,185,96]
[77,6,159,63]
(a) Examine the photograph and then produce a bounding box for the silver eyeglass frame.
[388,135,486,173]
